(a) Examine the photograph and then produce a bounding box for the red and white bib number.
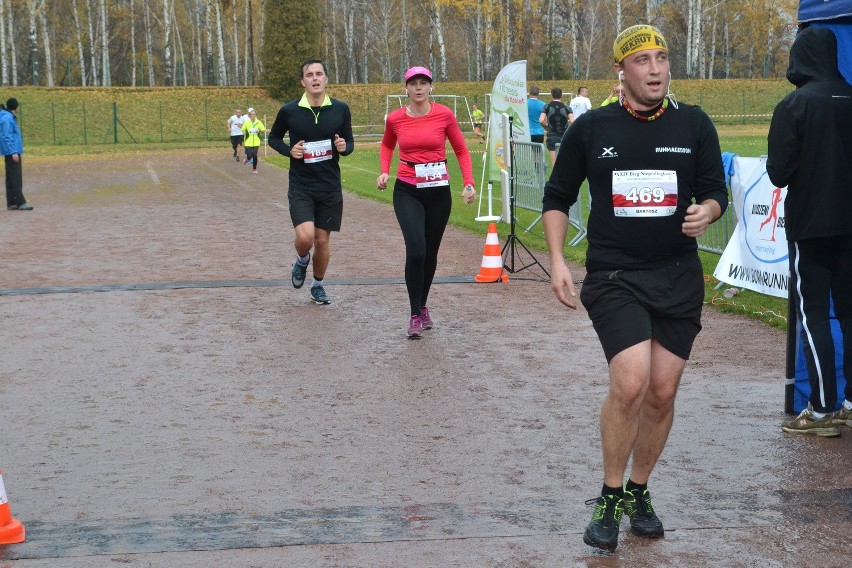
[612,170,678,217]
[414,162,450,188]
[304,139,333,163]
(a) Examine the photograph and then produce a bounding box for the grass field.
[15,84,788,330]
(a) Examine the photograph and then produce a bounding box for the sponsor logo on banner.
[714,156,789,298]
[488,60,528,181]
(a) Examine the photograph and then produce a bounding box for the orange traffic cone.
[475,222,509,282]
[0,470,25,544]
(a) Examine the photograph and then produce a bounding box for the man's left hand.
[334,134,346,152]
[682,202,716,238]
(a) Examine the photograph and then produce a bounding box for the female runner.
[377,66,476,338]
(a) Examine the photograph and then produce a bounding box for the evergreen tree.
[261,0,322,101]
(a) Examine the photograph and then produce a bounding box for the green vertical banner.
[487,60,528,182]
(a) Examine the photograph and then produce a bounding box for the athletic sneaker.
[407,315,423,339]
[583,495,623,551]
[781,404,841,437]
[623,487,664,538]
[310,285,331,305]
[252,169,258,174]
[291,254,310,289]
[830,405,852,427]
[420,306,433,330]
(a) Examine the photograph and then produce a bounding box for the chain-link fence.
[14,80,786,147]
[15,99,281,146]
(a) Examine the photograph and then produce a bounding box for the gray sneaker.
[781,404,841,437]
[830,405,852,427]
[291,254,310,289]
[310,285,330,305]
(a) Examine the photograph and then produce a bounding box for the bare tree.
[38,0,54,85]
[99,0,110,85]
[173,0,187,85]
[400,0,409,77]
[502,0,511,64]
[130,0,137,86]
[615,0,621,32]
[86,0,98,87]
[7,0,17,85]
[26,0,38,84]
[345,1,355,83]
[243,0,249,84]
[570,0,578,78]
[162,0,173,85]
[430,1,447,80]
[191,0,201,84]
[143,0,155,85]
[231,0,239,85]
[214,0,227,84]
[205,0,213,84]
[1,0,9,86]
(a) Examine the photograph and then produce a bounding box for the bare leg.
[312,227,331,279]
[629,340,686,484]
[294,222,315,258]
[601,341,653,488]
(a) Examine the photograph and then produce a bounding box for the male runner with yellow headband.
[543,25,728,552]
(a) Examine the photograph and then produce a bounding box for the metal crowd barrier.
[512,141,587,246]
[509,141,737,252]
[697,202,736,254]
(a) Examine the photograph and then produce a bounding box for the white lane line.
[145,162,161,185]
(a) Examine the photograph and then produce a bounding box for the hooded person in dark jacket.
[768,26,852,437]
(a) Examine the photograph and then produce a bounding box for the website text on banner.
[713,156,788,298]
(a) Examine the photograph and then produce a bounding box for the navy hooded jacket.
[766,26,852,240]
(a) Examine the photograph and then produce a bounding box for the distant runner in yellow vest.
[241,110,265,173]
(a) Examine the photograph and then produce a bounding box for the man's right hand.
[290,140,305,159]
[550,259,578,309]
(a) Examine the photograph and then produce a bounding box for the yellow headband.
[613,25,668,63]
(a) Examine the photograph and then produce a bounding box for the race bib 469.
[612,170,678,217]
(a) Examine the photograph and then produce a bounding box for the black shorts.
[546,133,564,151]
[288,186,344,231]
[530,134,544,144]
[580,254,705,363]
[230,134,243,148]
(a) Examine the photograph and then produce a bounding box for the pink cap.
[404,66,432,83]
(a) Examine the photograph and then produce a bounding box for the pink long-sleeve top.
[380,103,475,187]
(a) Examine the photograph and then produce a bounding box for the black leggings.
[245,146,259,167]
[393,179,452,316]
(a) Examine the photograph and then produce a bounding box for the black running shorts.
[580,254,705,363]
[287,187,344,231]
[546,132,564,151]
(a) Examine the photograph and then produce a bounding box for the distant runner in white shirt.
[227,108,247,161]
[569,86,592,122]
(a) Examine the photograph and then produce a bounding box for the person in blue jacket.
[0,98,32,210]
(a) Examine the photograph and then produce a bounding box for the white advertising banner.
[488,60,528,181]
[714,156,789,298]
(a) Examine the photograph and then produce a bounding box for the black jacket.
[766,26,852,240]
[543,101,727,272]
[268,94,354,192]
